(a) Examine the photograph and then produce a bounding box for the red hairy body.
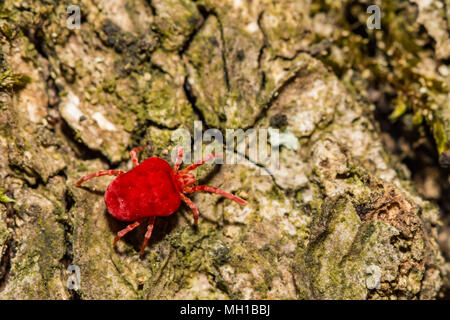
[75,147,247,256]
[105,157,181,221]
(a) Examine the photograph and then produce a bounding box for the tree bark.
[0,0,448,299]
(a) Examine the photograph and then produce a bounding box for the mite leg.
[184,185,247,206]
[180,193,199,226]
[140,216,156,256]
[113,220,142,247]
[75,170,124,186]
[130,146,144,168]
[173,146,184,172]
[178,152,222,175]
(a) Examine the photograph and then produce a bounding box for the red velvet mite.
[75,146,247,255]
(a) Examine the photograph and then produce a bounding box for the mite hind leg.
[180,194,199,226]
[113,220,142,247]
[75,170,124,186]
[130,147,144,167]
[140,216,156,256]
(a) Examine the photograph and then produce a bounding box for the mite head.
[173,150,220,191]
[175,172,196,190]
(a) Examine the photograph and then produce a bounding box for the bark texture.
[0,0,449,299]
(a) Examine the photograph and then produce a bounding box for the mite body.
[76,147,246,255]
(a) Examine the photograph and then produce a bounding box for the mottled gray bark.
[0,0,448,299]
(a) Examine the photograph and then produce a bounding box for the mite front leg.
[178,152,222,175]
[180,193,199,226]
[173,146,184,172]
[113,220,142,247]
[75,170,124,186]
[130,147,144,168]
[140,216,156,256]
[184,185,247,206]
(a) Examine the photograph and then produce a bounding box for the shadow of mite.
[104,208,180,256]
